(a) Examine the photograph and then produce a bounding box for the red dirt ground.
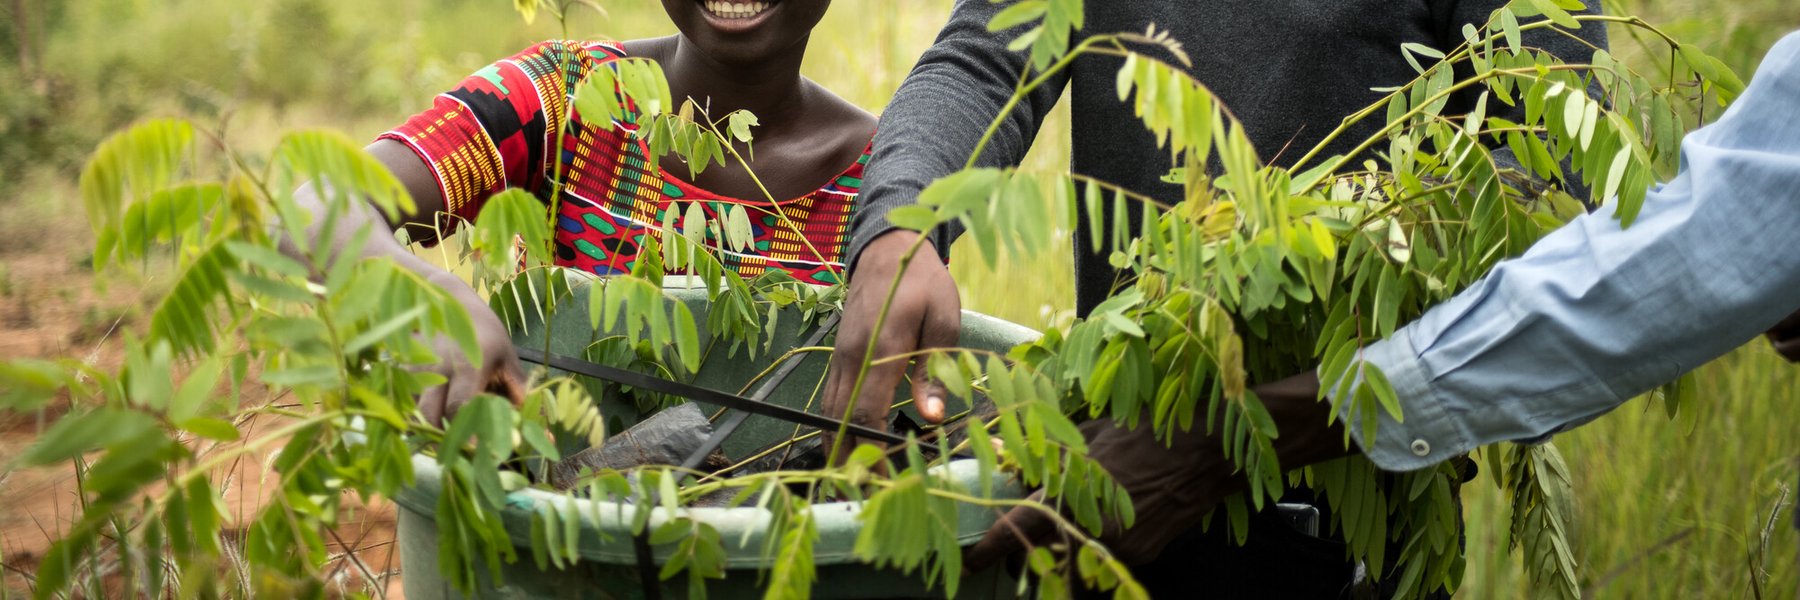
[0,215,405,598]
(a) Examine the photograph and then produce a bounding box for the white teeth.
[704,1,770,18]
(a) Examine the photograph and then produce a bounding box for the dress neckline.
[646,138,874,205]
[597,41,874,205]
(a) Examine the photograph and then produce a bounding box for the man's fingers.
[966,491,1057,573]
[820,340,862,465]
[909,360,949,423]
[909,298,962,423]
[821,334,909,464]
[848,348,910,432]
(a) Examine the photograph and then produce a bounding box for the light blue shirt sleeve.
[1341,31,1800,472]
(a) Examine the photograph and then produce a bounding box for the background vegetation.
[0,0,1793,596]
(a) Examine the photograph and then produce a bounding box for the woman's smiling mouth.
[702,0,774,19]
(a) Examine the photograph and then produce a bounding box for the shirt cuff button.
[1409,439,1431,456]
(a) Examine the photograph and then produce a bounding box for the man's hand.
[821,230,961,460]
[966,372,1348,570]
[1765,308,1800,362]
[418,279,526,425]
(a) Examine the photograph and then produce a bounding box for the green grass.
[1461,345,1798,598]
[6,0,1796,596]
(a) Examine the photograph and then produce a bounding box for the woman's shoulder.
[616,37,678,64]
[805,80,878,155]
[507,39,628,59]
[492,40,634,77]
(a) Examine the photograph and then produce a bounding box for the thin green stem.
[1298,66,1589,196]
[824,231,930,466]
[865,347,1007,368]
[1288,13,1677,176]
[175,412,339,489]
[703,114,839,274]
[1069,172,1176,211]
[964,36,1116,170]
[538,45,588,363]
[732,346,833,395]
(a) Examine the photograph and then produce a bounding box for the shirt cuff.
[1330,331,1475,472]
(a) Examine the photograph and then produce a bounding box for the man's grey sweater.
[849,0,1607,315]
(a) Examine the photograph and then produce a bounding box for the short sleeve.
[378,40,625,229]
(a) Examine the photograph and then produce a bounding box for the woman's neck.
[655,35,812,134]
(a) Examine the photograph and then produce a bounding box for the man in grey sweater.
[820,0,1606,594]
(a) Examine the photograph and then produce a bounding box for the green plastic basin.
[395,275,1039,599]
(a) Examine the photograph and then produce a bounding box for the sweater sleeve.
[845,0,1071,273]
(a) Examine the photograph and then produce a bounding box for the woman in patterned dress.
[295,0,876,423]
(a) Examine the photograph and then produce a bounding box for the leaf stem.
[964,36,1116,170]
[824,231,930,466]
[1287,13,1677,178]
[1296,66,1589,196]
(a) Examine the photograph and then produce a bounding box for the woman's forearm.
[280,138,473,293]
[281,180,490,318]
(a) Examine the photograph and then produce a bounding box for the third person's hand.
[965,372,1349,570]
[1764,307,1800,361]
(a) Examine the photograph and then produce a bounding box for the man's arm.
[1342,31,1800,471]
[823,0,1070,456]
[845,0,1070,268]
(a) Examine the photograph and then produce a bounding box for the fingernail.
[928,395,944,415]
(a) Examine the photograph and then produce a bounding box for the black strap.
[514,317,908,447]
[631,528,662,600]
[676,315,840,473]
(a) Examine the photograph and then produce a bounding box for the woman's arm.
[280,40,617,422]
[282,140,523,425]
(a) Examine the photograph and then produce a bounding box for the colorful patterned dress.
[379,40,867,285]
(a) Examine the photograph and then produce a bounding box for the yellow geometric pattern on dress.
[423,111,504,216]
[735,258,769,278]
[627,161,665,226]
[565,125,600,197]
[517,40,588,149]
[768,195,821,262]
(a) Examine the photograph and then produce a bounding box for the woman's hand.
[418,277,527,426]
[282,140,528,424]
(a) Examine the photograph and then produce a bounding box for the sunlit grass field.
[2,0,1794,596]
